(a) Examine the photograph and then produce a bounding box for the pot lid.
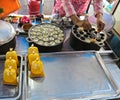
[0,20,16,45]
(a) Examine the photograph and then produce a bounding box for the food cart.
[0,0,120,100]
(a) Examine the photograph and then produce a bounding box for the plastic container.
[28,0,40,15]
[0,0,20,18]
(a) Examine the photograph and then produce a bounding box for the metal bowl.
[0,20,16,54]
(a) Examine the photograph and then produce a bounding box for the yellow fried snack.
[28,44,39,56]
[3,67,18,85]
[30,58,45,78]
[78,27,84,31]
[4,57,18,74]
[90,38,96,43]
[6,48,19,66]
[28,52,40,70]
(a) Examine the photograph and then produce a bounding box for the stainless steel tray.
[0,55,23,100]
[24,51,120,100]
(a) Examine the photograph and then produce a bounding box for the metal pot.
[27,23,65,52]
[70,25,107,50]
[0,20,16,54]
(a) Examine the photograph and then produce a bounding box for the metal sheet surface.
[26,51,119,100]
[0,55,23,100]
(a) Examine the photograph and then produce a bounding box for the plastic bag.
[0,0,21,18]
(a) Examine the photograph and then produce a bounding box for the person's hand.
[96,13,105,32]
[97,18,105,32]
[70,14,91,30]
[76,19,91,30]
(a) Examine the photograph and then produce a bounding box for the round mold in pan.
[70,25,102,50]
[28,23,65,52]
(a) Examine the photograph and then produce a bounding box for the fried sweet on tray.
[6,48,19,66]
[3,67,18,85]
[4,57,18,74]
[30,58,45,78]
[28,52,40,70]
[28,44,39,56]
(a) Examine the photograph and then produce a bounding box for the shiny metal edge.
[22,56,28,100]
[40,50,96,56]
[97,50,120,63]
[95,52,120,96]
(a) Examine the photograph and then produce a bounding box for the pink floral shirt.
[52,0,103,17]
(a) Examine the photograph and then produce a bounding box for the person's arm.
[61,0,91,30]
[61,0,80,26]
[93,0,103,16]
[61,0,76,17]
[93,0,105,31]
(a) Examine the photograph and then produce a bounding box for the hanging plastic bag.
[0,0,21,18]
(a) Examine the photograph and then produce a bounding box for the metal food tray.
[0,55,23,100]
[24,51,120,100]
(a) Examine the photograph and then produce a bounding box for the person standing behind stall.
[52,0,105,31]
